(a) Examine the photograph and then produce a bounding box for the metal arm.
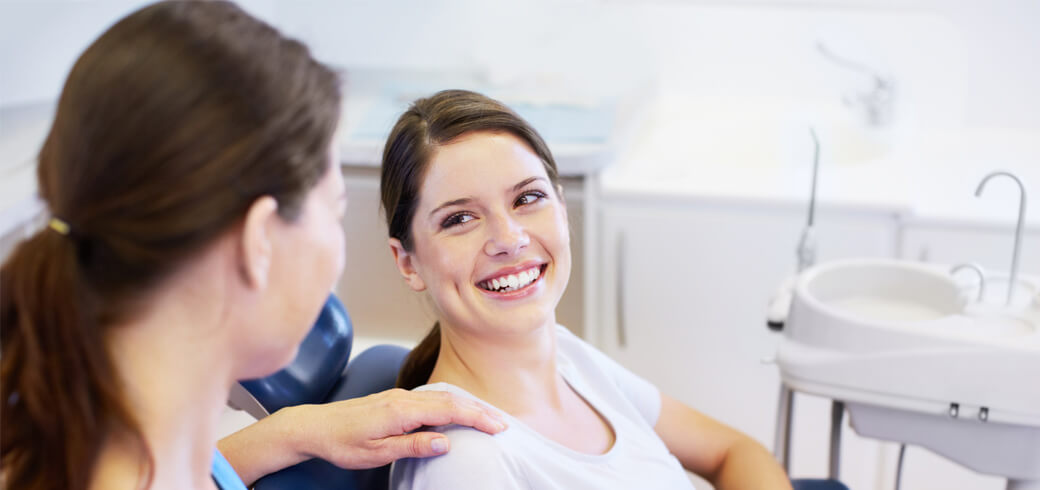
[974,171,1028,305]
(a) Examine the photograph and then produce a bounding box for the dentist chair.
[228,294,410,490]
[229,294,848,490]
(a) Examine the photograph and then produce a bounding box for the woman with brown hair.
[0,3,503,490]
[381,90,793,489]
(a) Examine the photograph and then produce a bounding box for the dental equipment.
[974,171,1028,305]
[767,127,821,331]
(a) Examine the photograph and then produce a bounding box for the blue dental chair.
[229,294,410,490]
[230,294,848,490]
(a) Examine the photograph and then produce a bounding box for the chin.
[493,308,558,334]
[239,343,300,380]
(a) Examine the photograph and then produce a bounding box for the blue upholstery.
[792,479,850,490]
[237,294,409,490]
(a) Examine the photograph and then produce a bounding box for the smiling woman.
[380,90,567,392]
[379,91,793,490]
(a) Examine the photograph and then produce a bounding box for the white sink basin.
[777,258,1040,483]
[808,260,963,323]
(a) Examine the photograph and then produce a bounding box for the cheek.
[326,224,346,282]
[429,242,470,289]
[413,235,478,302]
[538,206,572,255]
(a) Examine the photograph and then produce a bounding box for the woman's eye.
[441,212,474,229]
[515,191,546,207]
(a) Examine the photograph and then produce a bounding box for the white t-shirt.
[390,325,695,490]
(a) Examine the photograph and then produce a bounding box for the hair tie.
[48,218,71,236]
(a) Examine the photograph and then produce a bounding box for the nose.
[484,212,529,256]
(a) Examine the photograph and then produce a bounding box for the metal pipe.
[773,384,794,472]
[974,171,1028,305]
[828,401,844,480]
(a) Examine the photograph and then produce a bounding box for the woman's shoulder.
[394,385,527,488]
[390,422,524,489]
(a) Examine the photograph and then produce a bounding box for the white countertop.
[601,94,1040,230]
[336,69,635,176]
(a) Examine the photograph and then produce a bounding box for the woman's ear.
[388,237,426,292]
[239,196,279,290]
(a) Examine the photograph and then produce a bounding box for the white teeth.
[481,265,544,292]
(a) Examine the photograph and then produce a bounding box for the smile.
[477,264,547,293]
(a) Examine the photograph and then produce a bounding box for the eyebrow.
[427,176,548,218]
[428,197,473,218]
[512,176,545,192]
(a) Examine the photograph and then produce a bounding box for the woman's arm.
[218,389,507,486]
[654,394,792,490]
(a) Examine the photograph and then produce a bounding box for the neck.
[429,319,564,416]
[92,286,232,490]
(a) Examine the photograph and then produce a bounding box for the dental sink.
[805,260,963,323]
[777,258,1040,486]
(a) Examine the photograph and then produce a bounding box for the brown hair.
[0,2,341,489]
[380,90,560,390]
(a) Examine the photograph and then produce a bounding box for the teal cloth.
[212,449,248,490]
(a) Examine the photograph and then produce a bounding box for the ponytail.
[1,230,149,490]
[2,2,340,488]
[395,322,441,390]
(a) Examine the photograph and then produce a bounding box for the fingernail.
[431,437,448,454]
[492,415,508,431]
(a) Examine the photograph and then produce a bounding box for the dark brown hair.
[380,90,560,390]
[0,2,341,489]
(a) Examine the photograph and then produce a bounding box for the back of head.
[379,90,560,390]
[0,2,341,489]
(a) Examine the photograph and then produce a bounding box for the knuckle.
[411,436,426,456]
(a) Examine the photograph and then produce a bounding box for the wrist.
[270,404,317,462]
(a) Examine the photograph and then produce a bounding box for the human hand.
[285,388,508,469]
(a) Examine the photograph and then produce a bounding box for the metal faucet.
[974,171,1028,305]
[817,41,895,127]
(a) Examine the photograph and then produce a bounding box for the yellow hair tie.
[48,218,70,236]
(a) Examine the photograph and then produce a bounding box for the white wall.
[2,0,1038,129]
[0,0,276,106]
